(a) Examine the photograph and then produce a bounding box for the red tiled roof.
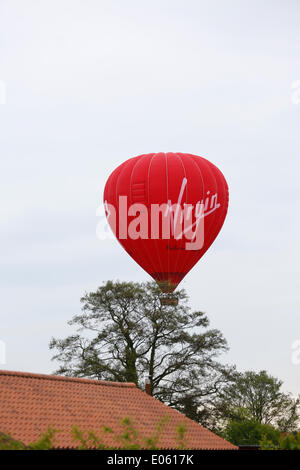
[0,370,237,450]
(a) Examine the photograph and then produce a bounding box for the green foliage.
[259,435,279,450]
[141,416,169,450]
[175,424,188,450]
[0,428,58,450]
[278,432,300,450]
[0,433,26,450]
[260,432,300,450]
[0,417,187,450]
[72,416,187,450]
[50,280,234,424]
[223,419,280,447]
[27,428,59,450]
[214,370,300,433]
[115,417,141,449]
[71,425,112,450]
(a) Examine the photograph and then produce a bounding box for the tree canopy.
[223,419,280,447]
[50,280,234,412]
[215,370,300,432]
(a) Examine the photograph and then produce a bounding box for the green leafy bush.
[223,419,280,447]
[260,432,300,450]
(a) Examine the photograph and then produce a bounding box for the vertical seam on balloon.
[191,154,219,257]
[171,153,188,283]
[129,154,158,279]
[104,167,121,238]
[115,157,135,246]
[129,155,149,272]
[114,161,129,242]
[165,153,170,283]
[175,154,205,281]
[112,158,135,267]
[129,155,144,206]
[115,166,122,209]
[140,154,161,279]
[200,157,219,249]
[115,157,135,208]
[148,153,165,281]
[206,163,222,249]
[208,164,228,246]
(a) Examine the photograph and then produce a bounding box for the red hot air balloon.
[103,153,228,302]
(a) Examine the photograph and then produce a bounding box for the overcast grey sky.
[0,0,299,394]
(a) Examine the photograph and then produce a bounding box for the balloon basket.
[160,294,178,306]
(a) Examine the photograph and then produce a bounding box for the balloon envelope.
[103,152,228,292]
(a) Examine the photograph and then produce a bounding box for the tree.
[50,280,234,417]
[214,370,300,432]
[223,419,280,447]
